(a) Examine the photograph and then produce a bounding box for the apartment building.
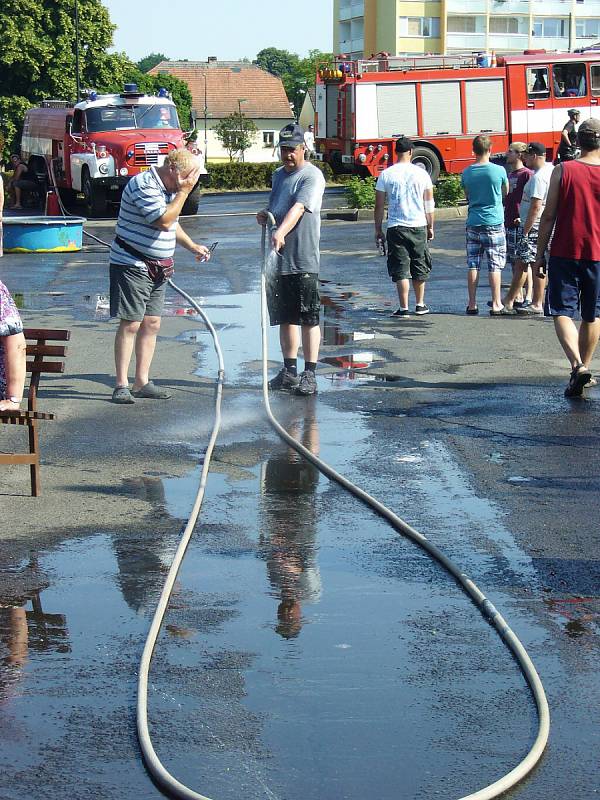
[334,0,600,58]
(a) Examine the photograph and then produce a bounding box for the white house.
[150,59,294,163]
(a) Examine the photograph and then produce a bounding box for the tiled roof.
[149,61,294,120]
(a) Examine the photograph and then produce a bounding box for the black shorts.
[267,272,320,327]
[386,225,432,282]
[109,263,167,321]
[545,256,600,323]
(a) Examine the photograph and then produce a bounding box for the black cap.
[395,136,414,153]
[526,141,546,156]
[278,123,306,148]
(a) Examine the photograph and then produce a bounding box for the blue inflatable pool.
[3,216,86,253]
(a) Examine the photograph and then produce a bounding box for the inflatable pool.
[3,216,86,253]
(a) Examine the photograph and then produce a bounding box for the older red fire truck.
[20,84,206,216]
[315,50,600,181]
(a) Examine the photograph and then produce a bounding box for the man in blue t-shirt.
[461,135,509,315]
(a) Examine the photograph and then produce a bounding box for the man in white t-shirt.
[501,141,555,315]
[375,136,435,316]
[304,124,315,159]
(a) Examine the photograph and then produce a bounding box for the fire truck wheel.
[82,169,107,218]
[411,147,441,184]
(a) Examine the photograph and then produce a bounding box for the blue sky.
[101,1,333,62]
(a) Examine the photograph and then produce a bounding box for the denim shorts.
[267,272,320,327]
[545,256,600,323]
[466,225,506,272]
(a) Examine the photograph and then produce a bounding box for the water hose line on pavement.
[55,170,549,799]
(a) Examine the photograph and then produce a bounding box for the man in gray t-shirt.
[257,123,326,396]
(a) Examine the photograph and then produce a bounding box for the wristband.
[424,200,435,214]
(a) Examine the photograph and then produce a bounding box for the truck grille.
[133,142,170,166]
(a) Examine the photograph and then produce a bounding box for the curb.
[324,206,466,222]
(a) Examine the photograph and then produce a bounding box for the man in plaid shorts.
[501,142,554,316]
[461,135,509,315]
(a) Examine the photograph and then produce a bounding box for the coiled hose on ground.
[46,177,550,799]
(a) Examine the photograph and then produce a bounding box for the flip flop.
[131,381,172,399]
[466,306,479,315]
[111,386,135,404]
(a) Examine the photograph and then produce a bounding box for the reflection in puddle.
[259,401,321,639]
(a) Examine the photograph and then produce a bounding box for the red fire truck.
[315,50,600,182]
[20,84,206,217]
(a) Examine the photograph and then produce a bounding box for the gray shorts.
[109,263,167,321]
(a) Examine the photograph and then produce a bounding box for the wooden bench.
[0,328,70,496]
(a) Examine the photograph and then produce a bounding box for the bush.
[434,173,464,207]
[204,159,335,191]
[345,176,376,209]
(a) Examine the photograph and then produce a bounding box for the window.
[553,62,587,98]
[591,64,600,97]
[533,18,567,38]
[577,19,600,39]
[263,131,275,148]
[527,67,550,99]
[447,15,482,34]
[406,17,440,37]
[489,16,520,35]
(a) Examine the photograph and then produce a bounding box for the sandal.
[111,386,135,404]
[131,381,172,399]
[564,364,592,398]
[466,306,479,315]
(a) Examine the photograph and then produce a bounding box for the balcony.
[446,0,487,12]
[488,0,532,14]
[446,33,487,50]
[532,35,571,51]
[339,38,364,55]
[339,0,364,22]
[488,33,530,51]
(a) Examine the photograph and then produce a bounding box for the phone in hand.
[200,242,218,262]
[378,238,387,256]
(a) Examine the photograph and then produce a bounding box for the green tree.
[254,47,333,119]
[137,52,168,73]
[214,112,258,162]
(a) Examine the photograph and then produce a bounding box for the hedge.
[204,160,334,191]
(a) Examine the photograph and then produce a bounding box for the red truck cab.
[21,85,207,217]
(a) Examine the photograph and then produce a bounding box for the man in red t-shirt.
[534,118,600,397]
[503,142,533,306]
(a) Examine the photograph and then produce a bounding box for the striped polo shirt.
[110,167,176,267]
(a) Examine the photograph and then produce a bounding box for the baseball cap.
[526,141,546,156]
[278,123,306,148]
[579,118,600,136]
[395,135,414,153]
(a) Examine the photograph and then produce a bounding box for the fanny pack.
[115,235,174,282]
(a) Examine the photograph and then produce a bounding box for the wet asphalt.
[0,191,598,800]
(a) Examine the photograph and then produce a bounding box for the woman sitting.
[0,176,27,412]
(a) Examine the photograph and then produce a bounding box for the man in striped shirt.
[109,149,211,404]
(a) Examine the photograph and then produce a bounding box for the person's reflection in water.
[259,398,321,639]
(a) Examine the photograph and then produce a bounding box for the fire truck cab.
[21,85,206,217]
[315,51,600,181]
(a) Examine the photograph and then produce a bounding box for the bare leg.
[300,324,321,364]
[114,319,141,387]
[467,269,479,310]
[14,185,23,208]
[279,323,301,360]
[488,271,503,311]
[524,267,533,302]
[395,278,409,310]
[530,272,546,311]
[553,316,590,368]
[412,279,426,306]
[579,319,600,368]
[132,315,161,390]
[2,332,27,402]
[503,260,527,309]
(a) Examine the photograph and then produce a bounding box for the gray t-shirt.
[268,162,325,275]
